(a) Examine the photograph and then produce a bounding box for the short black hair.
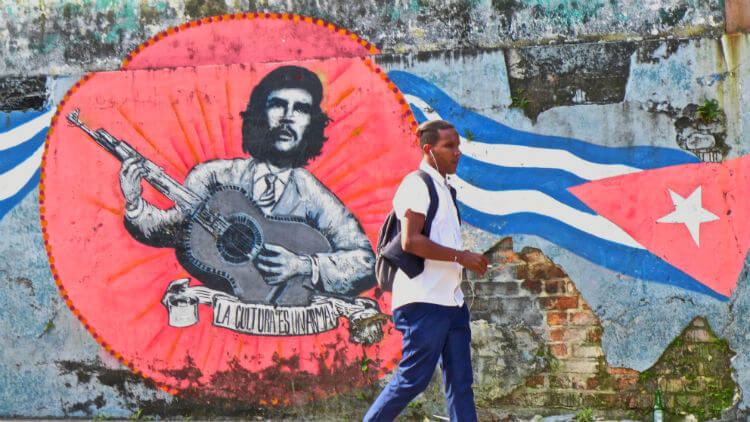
[240,66,330,168]
[416,120,455,148]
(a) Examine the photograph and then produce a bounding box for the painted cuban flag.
[0,109,54,220]
[389,71,749,301]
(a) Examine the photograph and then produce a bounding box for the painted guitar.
[66,109,330,306]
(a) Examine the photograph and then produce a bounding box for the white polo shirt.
[390,160,464,311]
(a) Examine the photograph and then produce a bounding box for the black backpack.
[375,171,439,292]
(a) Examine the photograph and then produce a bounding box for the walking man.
[364,120,489,422]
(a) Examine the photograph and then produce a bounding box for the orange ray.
[225,78,235,157]
[132,297,163,321]
[142,324,170,353]
[105,250,173,285]
[326,60,355,87]
[168,95,201,164]
[194,85,220,159]
[330,87,356,109]
[116,107,187,176]
[200,326,215,372]
[163,329,185,366]
[83,195,122,216]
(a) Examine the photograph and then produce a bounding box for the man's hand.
[458,250,489,277]
[255,243,312,285]
[120,157,147,205]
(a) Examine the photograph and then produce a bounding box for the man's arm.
[401,209,488,276]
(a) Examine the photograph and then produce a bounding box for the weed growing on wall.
[697,99,721,123]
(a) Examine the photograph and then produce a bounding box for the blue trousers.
[364,302,477,422]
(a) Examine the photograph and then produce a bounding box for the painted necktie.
[256,173,277,208]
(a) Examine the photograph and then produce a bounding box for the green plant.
[463,129,475,142]
[511,89,531,109]
[573,407,594,422]
[639,369,657,382]
[40,319,54,336]
[697,98,721,123]
[359,356,374,373]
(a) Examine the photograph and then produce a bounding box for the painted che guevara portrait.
[118,66,377,307]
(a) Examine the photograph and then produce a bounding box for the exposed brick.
[525,374,545,388]
[581,302,592,311]
[525,262,566,281]
[588,327,604,343]
[573,345,604,358]
[586,377,599,389]
[547,311,568,326]
[540,296,578,310]
[608,367,639,376]
[549,328,564,342]
[521,279,542,294]
[570,311,598,325]
[615,375,638,391]
[544,391,581,408]
[550,343,568,357]
[544,278,567,294]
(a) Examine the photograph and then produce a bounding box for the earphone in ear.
[428,148,441,175]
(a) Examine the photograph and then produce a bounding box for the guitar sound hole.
[216,214,263,264]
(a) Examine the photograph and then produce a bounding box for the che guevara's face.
[264,88,313,152]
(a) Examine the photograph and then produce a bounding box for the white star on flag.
[656,186,719,246]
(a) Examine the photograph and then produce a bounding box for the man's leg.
[441,304,477,422]
[364,303,450,422]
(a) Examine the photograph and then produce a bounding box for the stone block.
[470,280,519,297]
[615,375,638,391]
[560,327,589,343]
[561,358,599,374]
[685,328,712,342]
[573,345,604,358]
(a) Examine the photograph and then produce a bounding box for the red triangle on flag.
[569,155,750,297]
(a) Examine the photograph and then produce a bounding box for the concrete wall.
[2,0,750,420]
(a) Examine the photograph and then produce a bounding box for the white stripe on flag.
[0,109,55,151]
[404,95,641,181]
[450,176,645,249]
[0,144,44,200]
[459,142,641,181]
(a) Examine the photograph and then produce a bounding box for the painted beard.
[243,123,313,169]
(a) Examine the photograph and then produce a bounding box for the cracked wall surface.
[1,1,750,420]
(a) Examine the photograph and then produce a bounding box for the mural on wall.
[40,15,419,402]
[392,71,750,301]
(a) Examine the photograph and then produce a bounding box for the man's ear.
[422,143,431,155]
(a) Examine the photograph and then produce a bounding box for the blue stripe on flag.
[0,128,46,174]
[390,70,701,169]
[0,168,40,222]
[0,110,47,132]
[456,155,595,214]
[459,205,728,300]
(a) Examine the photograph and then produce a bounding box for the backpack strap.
[449,185,461,223]
[414,170,439,237]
